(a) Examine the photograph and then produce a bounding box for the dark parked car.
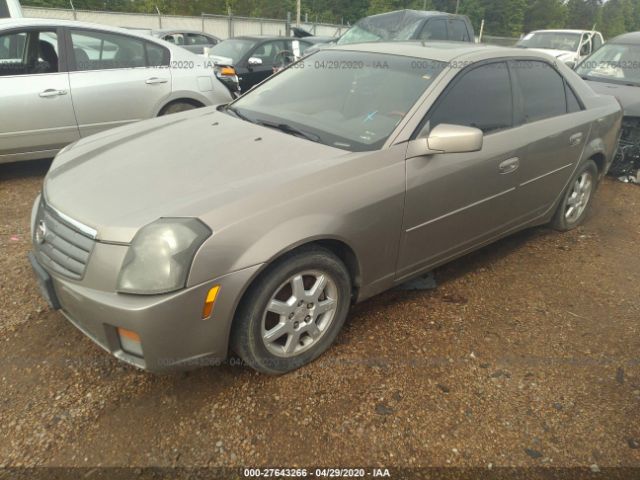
[208,35,312,92]
[336,9,475,45]
[577,32,640,182]
[151,29,220,55]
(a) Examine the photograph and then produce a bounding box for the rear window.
[419,19,447,41]
[513,60,569,123]
[449,20,470,42]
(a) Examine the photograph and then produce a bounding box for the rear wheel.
[160,101,198,116]
[551,159,598,231]
[231,247,351,375]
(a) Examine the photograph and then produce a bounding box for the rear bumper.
[29,252,261,373]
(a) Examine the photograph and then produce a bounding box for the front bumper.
[29,252,261,373]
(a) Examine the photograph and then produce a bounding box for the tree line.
[21,0,640,39]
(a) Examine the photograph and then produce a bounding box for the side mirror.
[408,124,483,157]
[248,57,263,66]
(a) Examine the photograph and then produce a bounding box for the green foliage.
[19,0,640,37]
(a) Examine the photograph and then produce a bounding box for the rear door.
[397,61,524,279]
[509,59,592,220]
[0,27,79,162]
[67,28,172,137]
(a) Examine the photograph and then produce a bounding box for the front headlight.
[117,218,212,295]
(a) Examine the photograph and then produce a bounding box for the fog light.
[202,285,220,319]
[117,327,143,357]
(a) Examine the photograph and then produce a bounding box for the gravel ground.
[0,160,639,471]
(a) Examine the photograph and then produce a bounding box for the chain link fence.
[22,6,347,39]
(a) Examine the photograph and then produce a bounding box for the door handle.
[145,77,169,85]
[498,157,519,174]
[569,133,583,146]
[39,89,68,98]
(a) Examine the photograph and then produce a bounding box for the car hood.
[44,108,349,243]
[208,54,234,65]
[529,48,577,62]
[584,80,640,117]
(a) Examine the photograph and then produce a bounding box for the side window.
[448,20,470,42]
[296,40,312,56]
[0,30,58,76]
[512,60,567,123]
[580,36,591,56]
[288,39,311,59]
[164,33,185,45]
[419,19,448,41]
[146,41,170,67]
[186,33,213,45]
[251,40,287,66]
[593,34,603,51]
[566,83,582,113]
[71,30,146,71]
[427,62,512,134]
[0,31,27,74]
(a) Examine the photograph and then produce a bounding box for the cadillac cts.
[29,42,622,374]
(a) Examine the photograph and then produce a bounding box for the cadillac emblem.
[35,220,47,245]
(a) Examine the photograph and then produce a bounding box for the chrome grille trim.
[47,203,97,239]
[35,201,96,280]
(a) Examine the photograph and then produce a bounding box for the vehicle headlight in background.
[214,65,240,92]
[117,218,211,295]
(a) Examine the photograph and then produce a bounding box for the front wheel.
[551,159,598,231]
[231,247,351,375]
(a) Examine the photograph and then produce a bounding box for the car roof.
[361,9,466,21]
[0,17,162,39]
[232,35,295,41]
[153,29,217,36]
[529,29,596,34]
[331,41,538,62]
[608,31,640,44]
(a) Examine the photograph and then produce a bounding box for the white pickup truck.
[516,29,604,67]
[0,0,22,18]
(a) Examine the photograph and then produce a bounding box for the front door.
[238,39,288,91]
[397,61,524,279]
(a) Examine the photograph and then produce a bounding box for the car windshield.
[209,39,255,64]
[517,32,581,52]
[576,43,640,86]
[230,50,445,152]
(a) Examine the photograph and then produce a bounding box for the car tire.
[160,101,198,116]
[551,159,598,231]
[231,246,351,375]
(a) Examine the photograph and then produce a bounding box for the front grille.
[34,201,95,280]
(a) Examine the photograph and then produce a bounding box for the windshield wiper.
[225,105,254,123]
[257,120,321,143]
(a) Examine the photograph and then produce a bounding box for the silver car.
[151,30,221,56]
[0,18,232,164]
[29,42,621,374]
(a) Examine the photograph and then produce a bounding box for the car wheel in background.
[231,246,351,375]
[160,101,198,116]
[551,159,598,231]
